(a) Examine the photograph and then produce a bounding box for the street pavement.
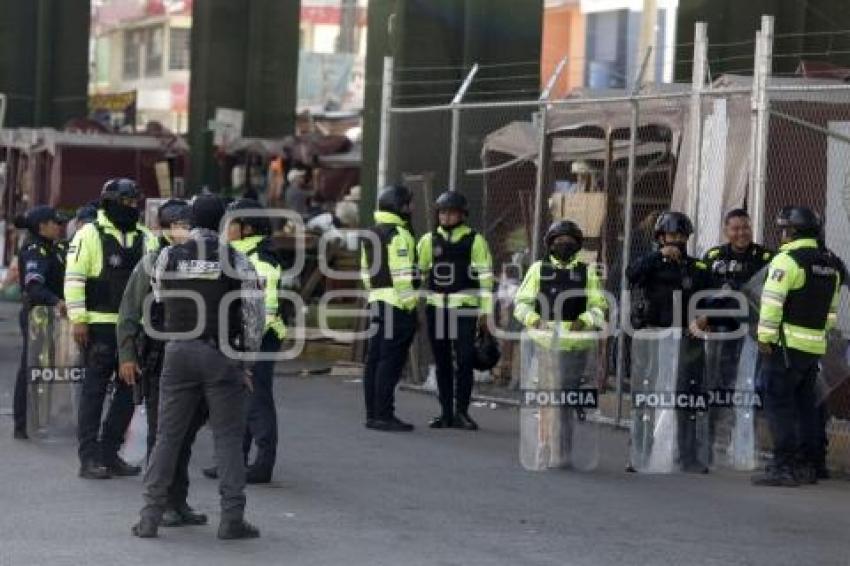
[0,301,848,566]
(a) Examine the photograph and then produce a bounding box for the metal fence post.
[377,56,394,198]
[687,22,708,252]
[449,64,479,192]
[530,56,569,262]
[751,15,774,243]
[614,48,653,427]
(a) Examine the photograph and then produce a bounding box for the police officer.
[417,191,493,430]
[752,207,841,487]
[702,209,773,461]
[13,206,67,439]
[65,178,157,479]
[514,220,607,333]
[361,185,418,432]
[116,199,208,527]
[627,211,713,473]
[226,198,287,483]
[133,195,265,540]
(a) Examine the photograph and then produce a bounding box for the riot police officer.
[13,206,67,439]
[627,211,713,473]
[117,199,208,527]
[752,207,841,487]
[418,191,494,430]
[65,178,157,479]
[702,209,773,465]
[133,195,265,540]
[226,198,287,483]
[361,185,418,432]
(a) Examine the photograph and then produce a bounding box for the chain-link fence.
[380,17,850,474]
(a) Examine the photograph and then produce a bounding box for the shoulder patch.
[770,268,786,282]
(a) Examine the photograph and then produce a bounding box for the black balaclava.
[550,240,580,263]
[103,200,140,232]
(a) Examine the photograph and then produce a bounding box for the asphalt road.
[0,301,848,566]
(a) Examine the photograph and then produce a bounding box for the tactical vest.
[784,248,839,330]
[708,244,770,289]
[427,230,478,294]
[363,223,398,289]
[85,222,144,313]
[536,262,588,322]
[161,239,234,342]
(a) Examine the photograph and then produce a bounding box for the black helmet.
[654,211,693,238]
[227,198,271,235]
[776,206,821,238]
[15,205,62,233]
[100,178,140,203]
[377,185,412,216]
[158,199,191,228]
[434,191,468,214]
[75,203,98,224]
[544,220,583,248]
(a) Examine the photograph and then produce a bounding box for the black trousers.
[761,348,820,471]
[426,305,477,417]
[243,330,282,473]
[142,340,247,522]
[13,308,29,433]
[145,354,208,508]
[363,303,416,420]
[77,324,135,465]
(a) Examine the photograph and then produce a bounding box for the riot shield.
[26,306,83,439]
[704,335,762,470]
[629,329,710,473]
[519,328,599,471]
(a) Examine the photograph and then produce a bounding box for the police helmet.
[776,206,821,238]
[15,205,62,233]
[227,198,271,235]
[377,185,412,216]
[434,191,468,214]
[75,203,98,224]
[158,199,191,228]
[100,178,140,203]
[544,220,584,248]
[654,211,693,238]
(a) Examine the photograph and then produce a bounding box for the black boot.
[131,516,159,538]
[202,466,219,479]
[246,465,273,485]
[429,415,453,429]
[369,417,414,432]
[161,504,208,527]
[453,412,478,431]
[79,460,111,480]
[13,429,29,440]
[218,519,261,540]
[106,457,141,477]
[752,466,799,487]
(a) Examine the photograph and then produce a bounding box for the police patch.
[398,248,409,257]
[108,254,123,268]
[770,269,786,282]
[25,261,39,271]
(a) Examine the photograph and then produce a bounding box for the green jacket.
[758,238,840,355]
[231,235,287,340]
[116,250,158,365]
[417,224,494,312]
[360,211,418,311]
[514,255,607,350]
[64,210,157,325]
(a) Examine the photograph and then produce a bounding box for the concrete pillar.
[188,0,300,191]
[0,0,90,128]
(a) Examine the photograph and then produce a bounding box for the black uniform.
[627,249,714,470]
[14,236,65,435]
[140,228,265,534]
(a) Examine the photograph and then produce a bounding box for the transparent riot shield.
[26,306,83,439]
[520,328,599,471]
[705,335,761,470]
[629,329,710,473]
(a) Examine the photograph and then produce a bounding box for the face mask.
[551,241,580,262]
[104,201,140,232]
